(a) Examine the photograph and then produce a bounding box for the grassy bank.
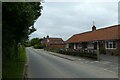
[3,45,26,80]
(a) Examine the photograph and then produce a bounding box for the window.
[87,42,94,49]
[106,41,116,49]
[77,43,82,49]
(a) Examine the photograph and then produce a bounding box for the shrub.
[46,49,99,60]
[59,49,98,60]
[99,47,106,54]
[34,44,44,49]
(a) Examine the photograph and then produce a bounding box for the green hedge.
[44,48,60,53]
[3,45,26,79]
[34,44,44,49]
[59,49,98,60]
[45,48,99,60]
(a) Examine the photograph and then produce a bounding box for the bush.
[44,48,60,53]
[45,48,99,60]
[3,45,26,79]
[59,49,98,60]
[34,44,44,49]
[99,47,106,54]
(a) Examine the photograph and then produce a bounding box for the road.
[26,47,118,78]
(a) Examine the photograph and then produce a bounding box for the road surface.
[26,47,118,78]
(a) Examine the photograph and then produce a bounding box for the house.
[41,35,65,49]
[66,24,120,55]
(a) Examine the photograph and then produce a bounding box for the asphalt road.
[26,47,118,78]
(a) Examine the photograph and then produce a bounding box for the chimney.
[92,25,96,31]
[43,37,45,39]
[47,35,49,39]
[92,21,96,31]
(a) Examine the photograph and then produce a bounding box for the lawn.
[2,45,26,80]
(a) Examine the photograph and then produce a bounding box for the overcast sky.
[29,1,118,41]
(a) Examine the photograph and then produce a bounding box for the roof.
[66,25,120,43]
[48,38,64,44]
[43,37,64,44]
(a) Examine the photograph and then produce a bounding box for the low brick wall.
[106,49,118,56]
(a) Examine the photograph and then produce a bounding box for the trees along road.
[26,47,118,78]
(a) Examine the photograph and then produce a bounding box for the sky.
[29,0,118,41]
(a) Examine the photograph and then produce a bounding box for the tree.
[30,38,40,46]
[29,38,45,49]
[3,2,43,60]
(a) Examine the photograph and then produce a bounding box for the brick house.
[66,25,120,55]
[41,35,65,49]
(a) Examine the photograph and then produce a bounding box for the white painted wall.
[66,44,69,48]
[74,43,76,49]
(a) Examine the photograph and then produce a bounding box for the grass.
[2,45,26,80]
[19,45,26,62]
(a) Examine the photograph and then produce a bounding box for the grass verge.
[2,45,26,80]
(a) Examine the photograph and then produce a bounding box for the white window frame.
[105,41,116,49]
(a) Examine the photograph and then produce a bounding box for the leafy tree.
[3,2,42,60]
[29,38,45,49]
[30,38,40,46]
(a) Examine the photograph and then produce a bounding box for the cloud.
[30,2,118,41]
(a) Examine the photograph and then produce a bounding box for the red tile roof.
[42,37,64,44]
[66,25,120,43]
[48,38,64,44]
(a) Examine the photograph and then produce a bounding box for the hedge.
[34,44,44,49]
[59,49,99,60]
[45,48,100,60]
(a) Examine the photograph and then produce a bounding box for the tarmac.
[36,49,119,75]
